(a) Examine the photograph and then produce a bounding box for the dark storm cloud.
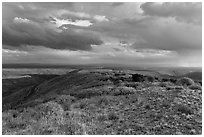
[3,21,103,50]
[129,17,202,52]
[2,2,103,50]
[90,14,201,53]
[140,2,202,25]
[131,33,201,53]
[2,2,202,67]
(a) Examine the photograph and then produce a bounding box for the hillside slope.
[182,72,202,81]
[2,69,202,135]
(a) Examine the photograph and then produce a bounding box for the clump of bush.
[4,109,20,119]
[169,78,177,84]
[147,111,163,121]
[188,84,202,90]
[54,95,76,111]
[166,86,174,90]
[162,78,169,82]
[2,108,39,135]
[176,77,194,86]
[199,81,202,86]
[58,122,84,135]
[125,82,141,89]
[144,104,151,110]
[113,79,124,86]
[175,104,193,115]
[72,99,90,109]
[111,86,136,96]
[174,86,184,90]
[2,101,66,135]
[97,114,107,122]
[166,86,183,93]
[132,74,145,82]
[169,86,184,94]
[159,82,174,87]
[145,76,154,82]
[97,97,109,106]
[107,112,119,121]
[2,109,21,132]
[34,101,64,124]
[161,100,171,108]
[75,88,103,99]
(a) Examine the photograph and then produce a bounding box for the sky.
[2,2,202,67]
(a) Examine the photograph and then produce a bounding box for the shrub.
[147,111,163,121]
[159,82,167,87]
[97,114,107,122]
[199,81,202,86]
[72,99,89,109]
[6,122,27,130]
[145,76,154,82]
[40,129,53,135]
[166,86,174,90]
[189,84,202,90]
[125,82,141,89]
[144,104,151,110]
[114,79,123,86]
[167,86,184,94]
[3,104,12,111]
[161,100,171,108]
[34,101,64,125]
[111,86,136,96]
[169,78,177,84]
[54,95,76,111]
[2,109,28,134]
[154,77,159,81]
[176,77,194,86]
[6,109,20,119]
[176,104,193,115]
[114,73,120,77]
[159,82,173,87]
[3,99,94,134]
[174,86,184,90]
[20,107,42,121]
[108,112,119,120]
[75,88,102,99]
[132,74,145,82]
[55,95,76,103]
[3,108,44,134]
[97,97,109,106]
[58,122,84,135]
[162,78,169,82]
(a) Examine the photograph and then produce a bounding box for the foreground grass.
[2,81,202,135]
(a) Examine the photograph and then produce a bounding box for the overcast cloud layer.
[2,2,202,67]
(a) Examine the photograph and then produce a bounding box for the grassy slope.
[2,69,202,135]
[182,72,202,81]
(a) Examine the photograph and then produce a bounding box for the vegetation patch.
[2,69,202,135]
[175,104,193,115]
[176,77,195,86]
[188,84,202,90]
